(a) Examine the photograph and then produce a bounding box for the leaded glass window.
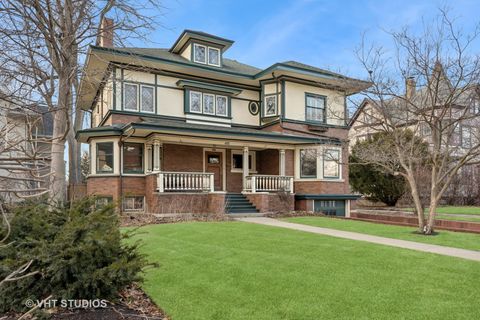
[193,44,206,64]
[124,84,138,111]
[216,96,227,116]
[190,91,202,113]
[203,93,215,114]
[141,86,154,113]
[208,47,220,66]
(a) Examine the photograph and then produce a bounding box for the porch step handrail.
[245,175,294,193]
[157,171,214,192]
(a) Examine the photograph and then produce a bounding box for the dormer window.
[193,43,221,67]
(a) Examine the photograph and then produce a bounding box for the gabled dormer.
[169,30,234,68]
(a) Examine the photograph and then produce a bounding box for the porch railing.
[157,171,214,192]
[244,175,294,193]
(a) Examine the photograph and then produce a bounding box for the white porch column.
[279,149,286,176]
[146,144,153,172]
[242,146,249,191]
[153,140,161,172]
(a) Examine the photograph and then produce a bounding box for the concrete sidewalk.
[237,217,480,262]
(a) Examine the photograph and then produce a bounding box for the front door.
[205,151,223,191]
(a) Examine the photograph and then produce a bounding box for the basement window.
[123,196,144,211]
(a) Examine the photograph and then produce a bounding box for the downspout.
[118,127,136,214]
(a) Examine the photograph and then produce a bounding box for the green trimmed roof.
[102,47,261,76]
[77,117,341,145]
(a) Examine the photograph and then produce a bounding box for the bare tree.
[354,9,480,234]
[0,0,162,203]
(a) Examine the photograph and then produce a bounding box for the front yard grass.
[130,222,479,320]
[284,216,480,251]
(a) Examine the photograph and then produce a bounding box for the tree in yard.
[0,0,163,203]
[355,9,480,234]
[350,132,412,206]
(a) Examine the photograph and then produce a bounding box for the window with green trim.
[306,94,326,123]
[123,143,144,174]
[96,142,114,173]
[300,149,317,178]
[188,90,228,117]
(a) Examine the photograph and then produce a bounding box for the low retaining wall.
[351,211,480,234]
[244,192,295,213]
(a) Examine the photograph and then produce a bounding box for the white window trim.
[123,83,139,111]
[193,43,207,64]
[231,150,256,173]
[190,91,203,114]
[323,148,341,179]
[208,47,221,67]
[295,146,342,181]
[203,93,215,115]
[264,95,277,117]
[140,85,155,113]
[121,141,145,175]
[216,95,228,116]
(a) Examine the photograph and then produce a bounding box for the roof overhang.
[170,30,234,54]
[256,63,372,95]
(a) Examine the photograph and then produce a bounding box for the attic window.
[193,43,221,67]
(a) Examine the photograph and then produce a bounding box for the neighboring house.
[348,63,480,203]
[76,26,370,217]
[0,98,53,202]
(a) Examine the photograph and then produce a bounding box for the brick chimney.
[406,77,416,100]
[97,18,114,47]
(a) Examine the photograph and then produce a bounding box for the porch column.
[146,144,153,172]
[242,146,249,191]
[279,149,286,176]
[153,140,161,172]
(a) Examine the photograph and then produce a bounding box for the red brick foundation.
[351,211,480,234]
[244,192,294,213]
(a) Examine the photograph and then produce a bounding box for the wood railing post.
[289,177,294,193]
[157,172,164,192]
[251,176,256,193]
[209,174,214,192]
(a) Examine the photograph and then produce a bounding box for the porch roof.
[77,118,341,146]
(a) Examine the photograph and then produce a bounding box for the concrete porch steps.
[225,193,259,214]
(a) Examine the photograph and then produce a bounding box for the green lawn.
[130,222,480,320]
[404,206,480,215]
[284,217,480,251]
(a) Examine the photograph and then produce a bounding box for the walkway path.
[237,217,480,262]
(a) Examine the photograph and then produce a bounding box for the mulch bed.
[1,284,168,320]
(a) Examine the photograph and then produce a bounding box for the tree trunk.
[49,108,67,203]
[406,173,425,231]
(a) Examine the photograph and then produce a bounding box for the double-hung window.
[300,149,317,178]
[323,149,340,179]
[96,142,114,174]
[189,90,228,117]
[123,143,144,174]
[124,83,154,113]
[306,94,326,123]
[123,196,144,211]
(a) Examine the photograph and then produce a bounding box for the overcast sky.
[129,0,480,80]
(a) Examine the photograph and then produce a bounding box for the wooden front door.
[205,151,223,191]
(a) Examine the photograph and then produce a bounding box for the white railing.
[244,175,294,193]
[157,171,214,192]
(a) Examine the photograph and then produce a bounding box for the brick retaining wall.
[351,211,480,234]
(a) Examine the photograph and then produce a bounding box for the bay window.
[300,149,317,178]
[96,142,114,173]
[123,143,144,174]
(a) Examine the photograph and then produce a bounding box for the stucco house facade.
[77,27,370,216]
